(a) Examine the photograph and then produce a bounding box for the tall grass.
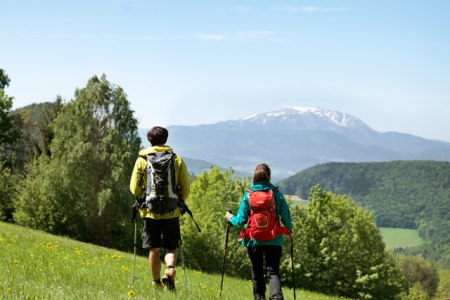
[0,221,344,299]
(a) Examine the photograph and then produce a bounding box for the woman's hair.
[253,163,271,184]
[147,126,168,146]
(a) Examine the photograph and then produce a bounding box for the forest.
[278,160,450,268]
[0,69,446,299]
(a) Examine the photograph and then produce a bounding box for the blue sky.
[3,0,450,142]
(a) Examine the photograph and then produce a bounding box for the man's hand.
[179,201,188,216]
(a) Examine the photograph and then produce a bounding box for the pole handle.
[226,210,233,226]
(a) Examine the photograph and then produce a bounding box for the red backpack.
[240,189,290,242]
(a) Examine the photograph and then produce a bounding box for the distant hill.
[183,157,249,178]
[277,160,450,266]
[13,102,53,120]
[140,106,450,180]
[138,129,250,177]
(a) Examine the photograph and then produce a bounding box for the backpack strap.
[270,188,281,221]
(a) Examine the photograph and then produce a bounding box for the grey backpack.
[144,151,180,214]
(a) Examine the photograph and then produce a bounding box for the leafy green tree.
[406,283,429,300]
[400,255,439,299]
[0,162,18,221]
[0,69,21,221]
[0,69,10,89]
[292,185,405,299]
[180,167,250,276]
[14,74,141,249]
[0,69,20,167]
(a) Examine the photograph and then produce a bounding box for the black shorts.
[141,218,180,250]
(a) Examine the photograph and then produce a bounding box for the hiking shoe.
[152,279,163,290]
[162,266,176,291]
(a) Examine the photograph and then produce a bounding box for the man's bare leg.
[165,249,177,267]
[149,248,162,284]
[162,249,178,290]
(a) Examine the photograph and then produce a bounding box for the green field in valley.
[379,227,424,250]
[285,196,424,251]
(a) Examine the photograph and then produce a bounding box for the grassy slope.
[0,222,343,300]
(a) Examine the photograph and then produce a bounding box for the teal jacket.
[229,181,293,247]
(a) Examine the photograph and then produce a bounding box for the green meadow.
[0,222,345,300]
[379,227,424,250]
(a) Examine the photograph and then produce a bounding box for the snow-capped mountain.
[240,106,367,130]
[140,106,450,180]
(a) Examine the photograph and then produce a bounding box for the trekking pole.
[181,202,201,233]
[127,205,139,285]
[177,201,200,291]
[290,233,296,300]
[186,209,201,233]
[220,210,232,297]
[130,200,142,285]
[179,237,188,290]
[132,219,138,283]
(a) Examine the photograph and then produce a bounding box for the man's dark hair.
[147,126,169,146]
[253,163,271,184]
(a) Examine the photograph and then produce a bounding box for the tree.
[0,69,10,89]
[0,69,20,221]
[400,255,439,299]
[0,162,18,221]
[292,185,405,299]
[13,99,65,171]
[0,69,20,167]
[180,167,250,276]
[14,74,141,249]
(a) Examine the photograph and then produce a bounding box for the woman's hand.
[225,211,234,222]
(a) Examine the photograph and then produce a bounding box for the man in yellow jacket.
[130,126,190,291]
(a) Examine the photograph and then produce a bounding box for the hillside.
[0,221,338,300]
[138,107,450,180]
[278,160,450,267]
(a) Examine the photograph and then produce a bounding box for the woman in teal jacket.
[225,163,292,300]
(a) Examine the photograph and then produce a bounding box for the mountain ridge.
[239,106,368,129]
[139,106,450,179]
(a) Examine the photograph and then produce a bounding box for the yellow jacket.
[129,145,190,219]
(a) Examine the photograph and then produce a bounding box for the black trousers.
[247,245,284,300]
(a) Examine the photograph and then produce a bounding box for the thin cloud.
[302,6,320,13]
[195,31,277,42]
[195,34,227,41]
[279,6,349,13]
